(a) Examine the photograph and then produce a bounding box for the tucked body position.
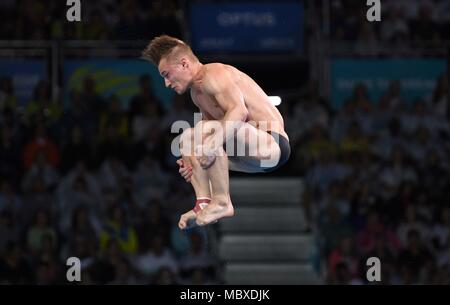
[142,35,291,229]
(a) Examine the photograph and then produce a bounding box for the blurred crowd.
[0,0,182,40]
[1,0,448,57]
[0,0,449,286]
[0,75,221,284]
[2,71,448,285]
[279,73,450,284]
[324,0,450,55]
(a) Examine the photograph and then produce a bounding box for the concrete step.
[219,234,314,262]
[229,178,303,205]
[220,207,306,233]
[224,263,321,285]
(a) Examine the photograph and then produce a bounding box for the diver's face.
[158,57,191,94]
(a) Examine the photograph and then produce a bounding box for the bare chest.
[191,89,225,119]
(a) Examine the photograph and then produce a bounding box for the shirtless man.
[142,35,291,229]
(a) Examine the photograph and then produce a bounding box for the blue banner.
[189,2,303,52]
[331,58,447,109]
[64,59,175,109]
[0,59,47,106]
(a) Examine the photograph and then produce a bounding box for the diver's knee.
[180,128,195,156]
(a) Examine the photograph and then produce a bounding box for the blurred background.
[0,0,449,285]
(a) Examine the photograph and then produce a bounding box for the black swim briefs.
[262,131,291,173]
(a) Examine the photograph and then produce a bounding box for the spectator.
[60,90,96,141]
[60,125,93,173]
[146,0,182,38]
[114,0,146,40]
[89,239,124,285]
[0,241,33,284]
[301,124,336,166]
[363,234,397,284]
[36,233,59,265]
[133,156,169,204]
[22,151,59,193]
[131,123,164,163]
[22,123,59,171]
[355,21,380,56]
[378,148,418,191]
[80,77,105,120]
[0,181,22,221]
[327,236,361,283]
[318,204,354,255]
[34,260,59,285]
[339,121,370,156]
[21,173,56,227]
[429,73,448,119]
[0,78,17,111]
[397,205,429,247]
[108,257,141,285]
[68,206,101,246]
[94,125,129,165]
[128,74,160,123]
[133,234,178,280]
[318,182,351,219]
[84,10,110,40]
[397,229,434,282]
[429,206,450,258]
[357,211,401,255]
[135,202,171,252]
[329,262,357,284]
[179,232,217,275]
[152,266,178,285]
[384,80,405,112]
[131,102,161,143]
[380,8,409,44]
[16,0,49,40]
[25,80,61,125]
[187,267,217,285]
[0,210,19,255]
[292,81,330,139]
[99,204,138,255]
[410,4,442,46]
[97,157,130,193]
[99,95,129,141]
[26,209,57,255]
[57,161,103,234]
[0,122,23,185]
[64,236,97,277]
[161,95,194,130]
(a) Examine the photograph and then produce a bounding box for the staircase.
[217,177,322,285]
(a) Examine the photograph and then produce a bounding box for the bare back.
[190,63,289,140]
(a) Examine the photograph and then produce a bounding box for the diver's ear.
[180,57,188,69]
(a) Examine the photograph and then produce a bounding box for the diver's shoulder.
[203,62,227,71]
[204,62,239,72]
[202,63,237,82]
